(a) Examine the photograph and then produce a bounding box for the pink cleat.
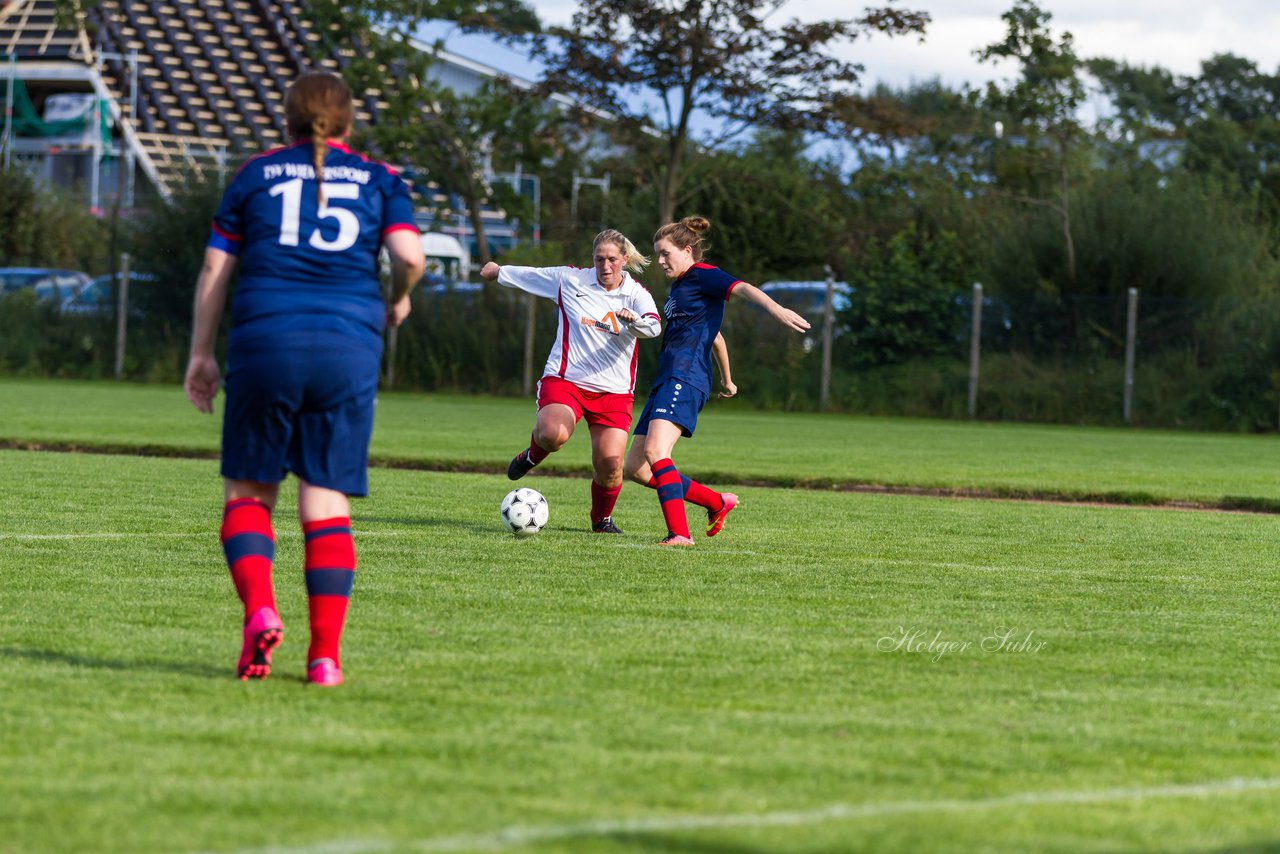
[307,658,344,687]
[706,493,739,537]
[658,534,695,547]
[237,606,283,681]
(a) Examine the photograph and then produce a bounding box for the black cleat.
[592,516,624,534]
[507,449,537,480]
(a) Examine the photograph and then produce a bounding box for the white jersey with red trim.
[496,265,661,394]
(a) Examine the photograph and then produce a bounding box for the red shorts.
[537,376,634,431]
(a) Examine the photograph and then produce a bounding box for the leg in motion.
[645,420,694,546]
[222,479,283,680]
[589,423,627,533]
[509,403,577,480]
[300,481,354,687]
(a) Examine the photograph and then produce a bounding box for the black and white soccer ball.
[500,487,549,537]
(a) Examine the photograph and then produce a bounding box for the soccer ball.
[500,488,549,537]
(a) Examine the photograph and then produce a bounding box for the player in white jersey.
[479,229,660,533]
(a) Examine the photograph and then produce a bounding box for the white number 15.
[269,177,360,252]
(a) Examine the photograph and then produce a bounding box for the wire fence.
[4,270,1280,432]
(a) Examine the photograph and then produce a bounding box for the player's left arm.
[184,248,238,414]
[731,282,812,334]
[382,169,426,327]
[617,288,662,339]
[384,228,426,327]
[712,332,737,398]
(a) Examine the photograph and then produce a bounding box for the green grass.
[3,378,1280,508]
[3,448,1280,852]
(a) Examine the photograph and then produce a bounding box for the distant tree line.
[6,0,1280,430]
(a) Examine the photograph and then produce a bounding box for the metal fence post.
[1124,287,1138,424]
[968,282,982,419]
[114,252,130,380]
[820,265,835,412]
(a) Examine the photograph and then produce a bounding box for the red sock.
[220,498,275,619]
[681,476,723,512]
[644,474,721,512]
[651,458,689,538]
[527,431,551,464]
[590,481,622,524]
[303,517,356,667]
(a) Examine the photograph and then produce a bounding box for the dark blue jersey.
[208,140,417,350]
[652,262,741,394]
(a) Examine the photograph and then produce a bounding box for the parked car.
[0,267,93,301]
[759,280,853,316]
[60,271,155,315]
[419,272,482,297]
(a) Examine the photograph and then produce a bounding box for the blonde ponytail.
[593,229,649,273]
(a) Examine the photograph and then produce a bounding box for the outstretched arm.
[732,282,811,334]
[712,332,736,398]
[184,247,237,414]
[480,262,562,300]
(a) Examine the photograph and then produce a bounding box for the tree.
[307,0,548,264]
[1090,53,1280,212]
[536,0,928,225]
[977,0,1087,283]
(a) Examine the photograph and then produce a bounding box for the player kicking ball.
[624,216,810,545]
[481,230,661,534]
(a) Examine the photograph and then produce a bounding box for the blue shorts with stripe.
[220,334,380,496]
[633,378,708,438]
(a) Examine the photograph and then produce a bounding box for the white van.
[420,232,470,281]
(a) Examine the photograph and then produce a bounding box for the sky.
[427,0,1280,92]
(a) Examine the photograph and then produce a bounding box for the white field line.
[0,533,1021,572]
[220,775,1280,854]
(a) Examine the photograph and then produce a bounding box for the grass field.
[3,379,1280,852]
[3,377,1280,508]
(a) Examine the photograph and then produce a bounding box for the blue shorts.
[633,378,708,438]
[221,337,380,496]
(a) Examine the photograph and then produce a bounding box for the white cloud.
[524,1,1280,91]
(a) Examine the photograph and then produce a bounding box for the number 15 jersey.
[208,140,418,351]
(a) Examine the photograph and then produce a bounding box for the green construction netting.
[1,67,111,145]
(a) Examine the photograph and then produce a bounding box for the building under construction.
[0,0,538,256]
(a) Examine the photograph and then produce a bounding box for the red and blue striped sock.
[220,498,275,620]
[645,473,723,512]
[651,458,689,538]
[303,517,356,666]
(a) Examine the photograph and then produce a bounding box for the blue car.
[759,280,853,316]
[60,272,156,315]
[0,267,93,301]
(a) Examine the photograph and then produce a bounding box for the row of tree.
[9,0,1280,429]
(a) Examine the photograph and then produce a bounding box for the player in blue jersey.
[624,216,810,546]
[183,72,426,686]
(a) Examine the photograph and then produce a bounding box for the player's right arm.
[186,173,247,414]
[184,247,238,414]
[479,262,563,300]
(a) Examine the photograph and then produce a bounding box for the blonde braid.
[311,116,328,207]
